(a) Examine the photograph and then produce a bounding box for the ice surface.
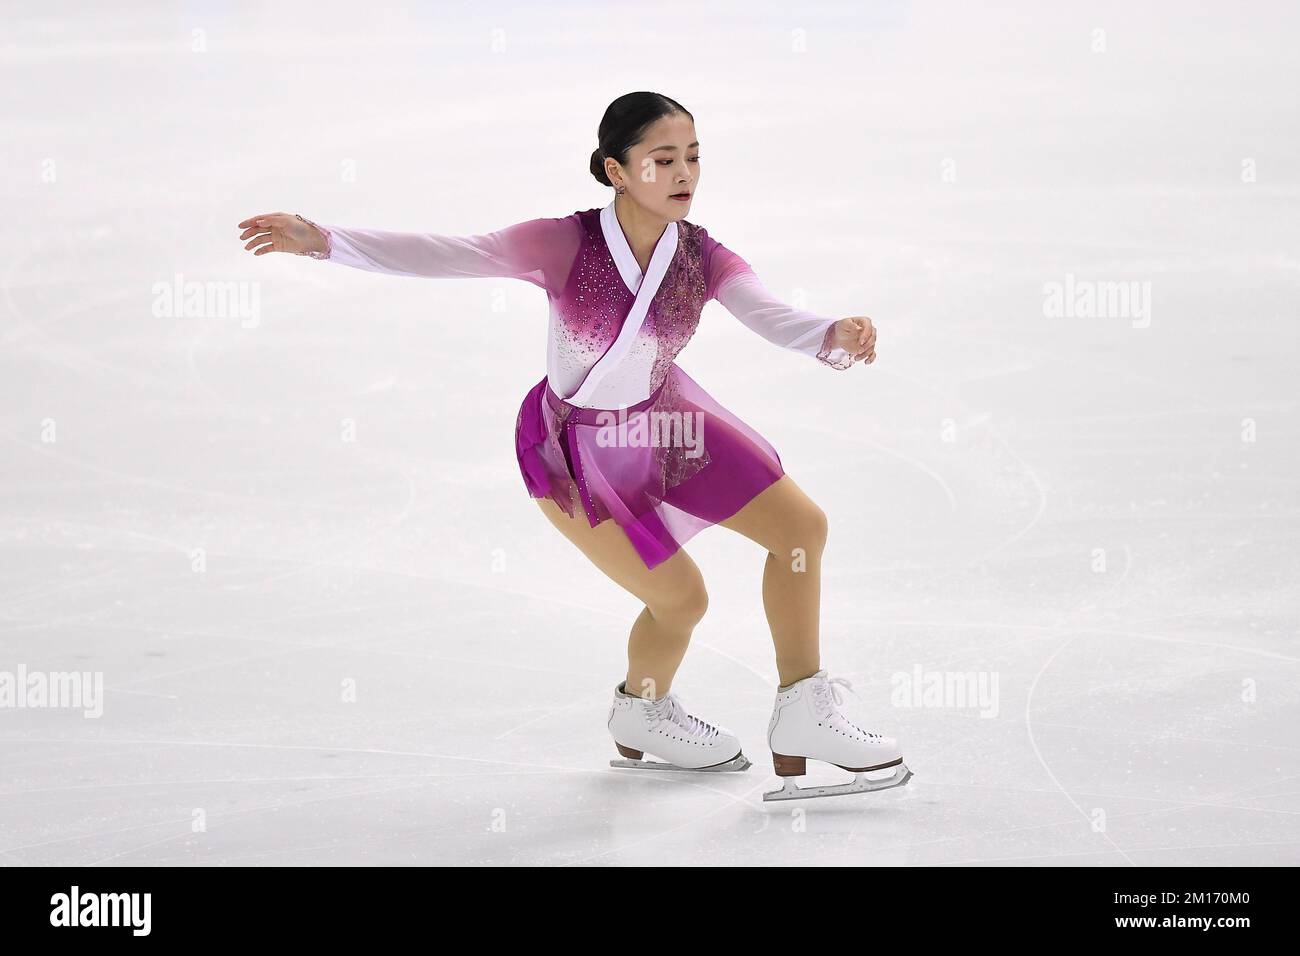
[1,1,1297,865]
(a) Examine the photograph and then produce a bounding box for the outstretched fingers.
[243,232,277,254]
[237,213,289,254]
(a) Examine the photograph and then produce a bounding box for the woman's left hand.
[831,316,876,364]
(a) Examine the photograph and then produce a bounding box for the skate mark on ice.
[1025,633,1138,866]
[559,780,774,866]
[694,640,777,689]
[493,688,616,740]
[3,775,436,863]
[1029,719,1300,756]
[0,432,363,514]
[234,465,418,592]
[1019,623,1299,860]
[79,775,453,867]
[871,364,1048,569]
[790,419,958,512]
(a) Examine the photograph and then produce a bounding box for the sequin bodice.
[550,209,708,406]
[645,218,709,390]
[550,211,635,389]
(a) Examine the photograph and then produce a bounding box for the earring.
[615,184,626,196]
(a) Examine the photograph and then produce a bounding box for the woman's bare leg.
[718,475,828,686]
[533,493,707,700]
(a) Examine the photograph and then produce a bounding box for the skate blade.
[762,763,913,801]
[609,752,752,773]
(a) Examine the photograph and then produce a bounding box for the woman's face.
[608,112,700,221]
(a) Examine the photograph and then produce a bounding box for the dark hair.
[589,92,694,187]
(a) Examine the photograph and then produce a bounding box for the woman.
[237,92,911,801]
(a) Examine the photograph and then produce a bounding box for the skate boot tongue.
[810,675,885,741]
[811,673,853,709]
[650,693,720,740]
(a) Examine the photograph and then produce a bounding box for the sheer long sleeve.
[701,228,853,370]
[302,214,582,297]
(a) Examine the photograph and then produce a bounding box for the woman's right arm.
[237,212,582,295]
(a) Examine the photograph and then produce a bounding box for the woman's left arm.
[702,230,874,369]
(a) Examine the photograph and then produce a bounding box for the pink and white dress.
[303,202,853,569]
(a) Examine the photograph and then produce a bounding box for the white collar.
[564,203,680,406]
[600,200,678,296]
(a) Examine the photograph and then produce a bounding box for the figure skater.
[237,91,911,800]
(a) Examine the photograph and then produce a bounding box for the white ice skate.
[607,681,751,773]
[764,669,913,801]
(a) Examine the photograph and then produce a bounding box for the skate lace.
[648,693,720,740]
[812,676,883,741]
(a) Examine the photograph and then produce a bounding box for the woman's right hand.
[237,212,328,257]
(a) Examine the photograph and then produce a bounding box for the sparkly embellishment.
[816,322,854,370]
[643,219,707,392]
[294,213,332,260]
[550,210,634,396]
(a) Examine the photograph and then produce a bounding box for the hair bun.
[589,147,612,187]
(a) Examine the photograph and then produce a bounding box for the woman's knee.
[775,503,828,559]
[647,578,709,628]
